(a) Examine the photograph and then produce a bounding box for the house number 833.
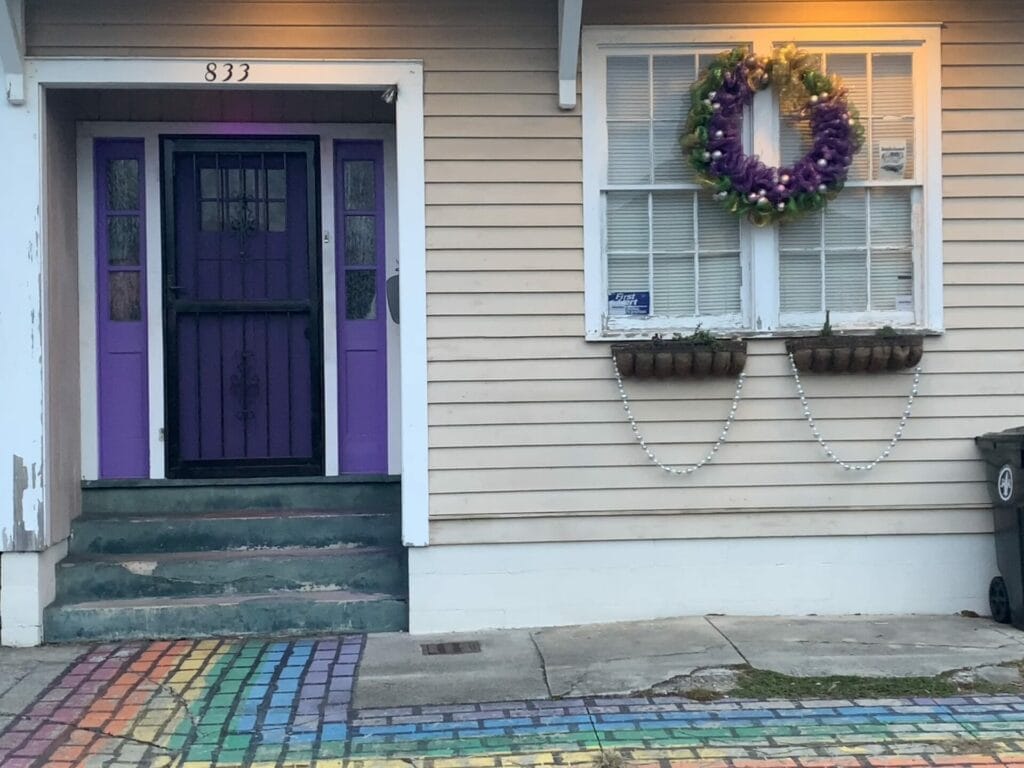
[204,62,251,82]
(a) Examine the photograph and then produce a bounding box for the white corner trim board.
[0,541,68,646]
[558,0,583,109]
[0,0,25,104]
[407,534,996,633]
[31,56,430,546]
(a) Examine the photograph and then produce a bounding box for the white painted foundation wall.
[408,534,997,633]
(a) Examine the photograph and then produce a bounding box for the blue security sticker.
[608,291,650,317]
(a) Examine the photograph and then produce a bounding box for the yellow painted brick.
[500,753,558,766]
[435,757,497,768]
[696,748,727,758]
[313,761,345,768]
[556,752,597,766]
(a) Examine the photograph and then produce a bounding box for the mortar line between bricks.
[705,615,751,666]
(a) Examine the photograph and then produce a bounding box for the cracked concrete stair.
[44,480,407,642]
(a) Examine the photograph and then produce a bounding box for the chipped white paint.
[0,77,45,552]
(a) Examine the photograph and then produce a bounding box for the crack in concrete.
[62,722,177,754]
[705,616,750,666]
[786,638,1024,652]
[528,631,554,699]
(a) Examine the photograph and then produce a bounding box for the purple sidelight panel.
[95,139,149,479]
[335,141,388,474]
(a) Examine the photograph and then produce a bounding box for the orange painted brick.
[867,759,929,767]
[799,759,862,767]
[734,760,799,768]
[78,713,109,729]
[931,757,997,765]
[49,746,84,761]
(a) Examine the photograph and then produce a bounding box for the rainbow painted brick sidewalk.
[5,636,1024,767]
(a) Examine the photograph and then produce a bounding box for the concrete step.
[69,508,401,555]
[44,589,408,642]
[81,476,400,517]
[55,546,407,603]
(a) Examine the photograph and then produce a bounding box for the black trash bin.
[975,427,1024,627]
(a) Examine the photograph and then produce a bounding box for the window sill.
[587,326,944,342]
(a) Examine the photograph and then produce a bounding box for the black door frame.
[160,136,325,479]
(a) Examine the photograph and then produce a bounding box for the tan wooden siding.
[27,0,1024,542]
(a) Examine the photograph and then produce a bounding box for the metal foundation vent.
[420,641,482,656]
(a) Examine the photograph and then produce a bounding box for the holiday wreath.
[683,44,864,226]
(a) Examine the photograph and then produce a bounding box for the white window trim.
[582,25,943,340]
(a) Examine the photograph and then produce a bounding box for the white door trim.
[38,56,428,546]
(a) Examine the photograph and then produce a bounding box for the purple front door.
[163,138,323,478]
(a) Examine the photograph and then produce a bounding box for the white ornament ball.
[821,92,829,99]
[816,157,828,168]
[776,184,786,193]
[703,151,711,161]
[748,193,758,202]
[709,91,717,99]
[711,102,721,111]
[817,183,828,192]
[777,202,786,211]
[714,130,724,139]
[780,174,790,184]
[711,149,723,159]
[809,94,819,104]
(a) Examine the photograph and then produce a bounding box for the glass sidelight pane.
[345,216,376,265]
[107,159,140,211]
[107,216,140,265]
[344,161,376,210]
[109,271,141,321]
[346,270,377,320]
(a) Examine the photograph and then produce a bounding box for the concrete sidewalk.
[3,614,1024,768]
[355,614,1024,707]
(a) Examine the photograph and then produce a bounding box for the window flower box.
[612,338,747,380]
[785,334,924,374]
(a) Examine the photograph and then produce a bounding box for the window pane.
[698,253,741,314]
[824,189,867,251]
[653,255,696,315]
[871,251,914,311]
[268,202,286,232]
[200,168,219,199]
[346,270,377,320]
[652,122,691,184]
[697,196,741,252]
[652,191,692,252]
[825,252,868,311]
[344,160,376,211]
[780,209,822,253]
[607,56,649,119]
[873,118,915,180]
[780,253,822,312]
[109,271,141,322]
[345,215,377,265]
[606,191,649,253]
[608,253,649,296]
[201,202,220,232]
[653,55,694,121]
[873,54,913,117]
[608,122,651,184]
[107,159,139,211]
[267,167,287,199]
[871,188,912,249]
[826,54,869,181]
[107,216,140,265]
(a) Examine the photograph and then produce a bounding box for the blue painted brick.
[358,724,420,735]
[321,724,348,741]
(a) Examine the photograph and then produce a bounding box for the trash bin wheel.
[990,576,1012,624]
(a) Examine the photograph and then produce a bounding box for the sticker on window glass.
[608,291,650,317]
[878,141,907,180]
[895,295,914,312]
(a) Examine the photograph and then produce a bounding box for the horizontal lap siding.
[29,0,1024,539]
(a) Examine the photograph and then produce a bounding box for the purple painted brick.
[13,739,49,757]
[300,684,326,698]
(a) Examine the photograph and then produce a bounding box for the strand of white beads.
[789,351,921,471]
[612,353,746,475]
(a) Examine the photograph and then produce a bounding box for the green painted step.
[69,509,401,555]
[44,589,408,642]
[81,477,400,517]
[55,546,407,603]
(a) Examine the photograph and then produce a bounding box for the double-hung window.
[582,26,942,339]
